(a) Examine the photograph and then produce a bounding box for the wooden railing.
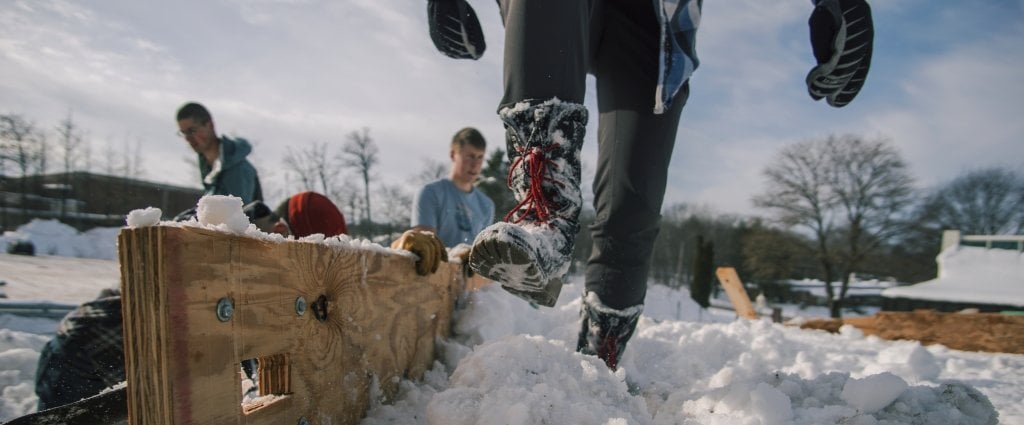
[942,230,1024,252]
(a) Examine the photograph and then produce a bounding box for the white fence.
[941,230,1024,252]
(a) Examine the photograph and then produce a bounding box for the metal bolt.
[311,294,329,322]
[215,297,234,322]
[295,296,307,316]
[298,417,310,425]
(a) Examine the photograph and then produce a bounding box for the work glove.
[427,0,486,60]
[806,0,874,107]
[391,230,449,276]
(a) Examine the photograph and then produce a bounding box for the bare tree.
[754,134,915,317]
[376,183,413,239]
[283,141,342,196]
[101,141,119,176]
[339,128,378,226]
[55,111,85,218]
[330,179,363,229]
[97,137,144,179]
[1,114,47,225]
[122,137,144,179]
[413,158,448,187]
[741,224,814,282]
[916,167,1024,235]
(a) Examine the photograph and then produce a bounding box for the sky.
[1,208,1023,423]
[2,0,1023,217]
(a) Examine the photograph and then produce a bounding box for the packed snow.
[883,245,1024,307]
[1,206,1021,424]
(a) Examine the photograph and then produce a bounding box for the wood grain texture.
[118,226,464,425]
[715,267,758,320]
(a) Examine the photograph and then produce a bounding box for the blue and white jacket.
[653,0,702,114]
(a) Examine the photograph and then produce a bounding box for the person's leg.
[498,0,593,108]
[578,0,688,369]
[470,0,598,306]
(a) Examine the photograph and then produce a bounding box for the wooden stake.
[715,267,758,320]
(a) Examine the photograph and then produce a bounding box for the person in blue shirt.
[176,102,263,205]
[411,127,495,248]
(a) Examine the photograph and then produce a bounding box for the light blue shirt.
[412,179,495,247]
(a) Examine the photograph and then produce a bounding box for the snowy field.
[1,215,1021,424]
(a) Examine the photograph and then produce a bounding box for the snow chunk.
[841,372,908,414]
[125,207,162,227]
[196,195,249,234]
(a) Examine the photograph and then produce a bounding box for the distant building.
[0,172,202,231]
[881,230,1024,313]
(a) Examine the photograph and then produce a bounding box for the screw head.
[216,297,234,322]
[298,417,310,425]
[295,296,307,316]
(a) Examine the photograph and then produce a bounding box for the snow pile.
[1,220,120,261]
[883,245,1024,306]
[356,281,1017,424]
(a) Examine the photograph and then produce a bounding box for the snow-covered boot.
[469,99,587,307]
[576,292,643,370]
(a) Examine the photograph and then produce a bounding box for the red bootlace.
[504,145,559,224]
[599,335,619,370]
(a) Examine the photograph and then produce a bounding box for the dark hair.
[176,102,212,123]
[451,127,486,152]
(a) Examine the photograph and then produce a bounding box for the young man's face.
[451,144,486,183]
[177,117,217,155]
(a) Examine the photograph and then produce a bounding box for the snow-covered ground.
[1,208,1021,424]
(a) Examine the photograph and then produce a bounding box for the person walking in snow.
[176,102,263,205]
[426,0,874,369]
[411,127,496,249]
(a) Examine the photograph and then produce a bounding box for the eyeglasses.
[177,122,205,138]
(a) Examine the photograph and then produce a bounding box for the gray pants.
[499,0,689,309]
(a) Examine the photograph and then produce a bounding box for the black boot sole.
[469,236,563,307]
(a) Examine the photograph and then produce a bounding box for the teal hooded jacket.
[197,136,263,204]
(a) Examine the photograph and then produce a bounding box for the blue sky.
[1,0,1022,218]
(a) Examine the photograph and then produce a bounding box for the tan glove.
[391,230,448,276]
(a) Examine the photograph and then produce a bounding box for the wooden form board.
[118,225,465,425]
[715,267,758,320]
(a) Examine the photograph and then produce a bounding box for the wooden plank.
[715,267,758,320]
[465,274,491,291]
[119,225,464,425]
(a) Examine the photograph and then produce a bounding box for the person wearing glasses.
[175,102,263,204]
[411,127,495,249]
